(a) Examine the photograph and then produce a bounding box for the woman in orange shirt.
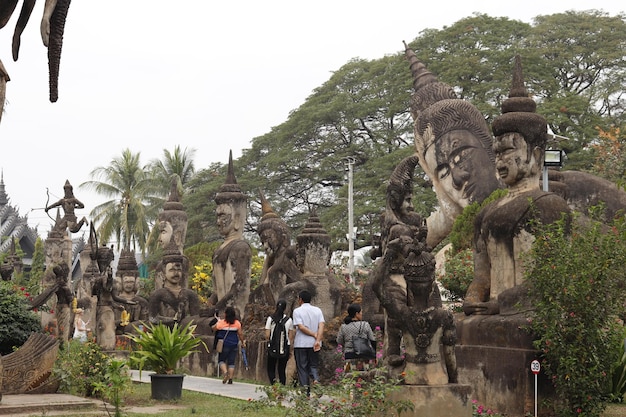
[211,306,245,384]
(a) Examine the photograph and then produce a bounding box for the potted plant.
[126,321,205,400]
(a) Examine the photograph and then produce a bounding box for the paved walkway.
[130,370,268,401]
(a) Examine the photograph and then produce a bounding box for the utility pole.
[345,157,355,282]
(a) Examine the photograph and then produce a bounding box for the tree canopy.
[183,10,625,251]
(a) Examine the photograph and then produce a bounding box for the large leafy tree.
[80,149,163,253]
[524,10,626,170]
[184,10,626,252]
[233,55,435,247]
[408,13,531,122]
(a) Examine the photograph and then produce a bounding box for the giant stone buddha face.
[424,129,499,208]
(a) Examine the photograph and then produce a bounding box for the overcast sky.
[0,1,623,237]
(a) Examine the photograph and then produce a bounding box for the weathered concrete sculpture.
[256,191,303,302]
[29,259,72,346]
[0,332,60,398]
[0,258,12,281]
[0,59,8,124]
[87,224,136,350]
[371,209,471,416]
[462,56,571,316]
[370,155,440,367]
[405,42,502,249]
[115,248,148,333]
[374,247,456,384]
[210,151,251,319]
[295,209,343,320]
[45,180,88,235]
[149,243,200,326]
[157,177,188,252]
[154,177,189,289]
[0,0,72,104]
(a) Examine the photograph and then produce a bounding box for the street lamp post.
[344,157,355,282]
[543,149,563,191]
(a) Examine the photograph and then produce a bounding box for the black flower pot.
[150,374,185,400]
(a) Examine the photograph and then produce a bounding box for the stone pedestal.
[387,384,472,417]
[455,312,554,417]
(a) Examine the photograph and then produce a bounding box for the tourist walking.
[336,303,376,371]
[211,306,246,384]
[292,290,325,394]
[265,299,295,385]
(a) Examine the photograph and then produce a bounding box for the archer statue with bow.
[45,180,88,236]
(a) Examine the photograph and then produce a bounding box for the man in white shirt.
[292,290,325,394]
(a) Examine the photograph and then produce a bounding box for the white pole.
[534,373,538,417]
[347,158,355,282]
[542,166,549,192]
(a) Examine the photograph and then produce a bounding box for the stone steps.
[0,393,101,416]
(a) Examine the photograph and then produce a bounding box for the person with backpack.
[336,304,377,371]
[264,299,295,385]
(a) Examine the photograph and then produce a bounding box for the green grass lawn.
[25,382,278,417]
[24,382,626,417]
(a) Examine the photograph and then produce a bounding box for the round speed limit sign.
[531,360,541,374]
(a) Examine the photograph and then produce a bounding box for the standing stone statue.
[149,243,200,326]
[29,260,72,346]
[256,191,303,303]
[87,224,135,350]
[462,56,571,315]
[210,151,251,319]
[405,42,502,249]
[370,155,440,367]
[373,248,457,385]
[45,180,88,235]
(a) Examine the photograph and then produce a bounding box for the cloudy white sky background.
[0,1,623,237]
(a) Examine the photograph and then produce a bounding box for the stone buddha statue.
[463,56,571,315]
[114,248,148,333]
[405,42,502,249]
[149,243,200,326]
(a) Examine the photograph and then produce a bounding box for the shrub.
[437,248,474,301]
[54,339,111,397]
[611,336,626,403]
[0,281,42,355]
[92,357,132,417]
[526,212,626,417]
[127,321,204,375]
[247,367,413,417]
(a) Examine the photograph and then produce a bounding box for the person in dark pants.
[292,290,325,395]
[211,306,245,384]
[264,299,295,385]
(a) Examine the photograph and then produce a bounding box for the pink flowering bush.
[471,399,505,416]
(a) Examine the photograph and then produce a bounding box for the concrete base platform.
[0,394,100,416]
[388,384,473,417]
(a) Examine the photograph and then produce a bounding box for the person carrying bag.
[211,307,245,384]
[336,304,377,370]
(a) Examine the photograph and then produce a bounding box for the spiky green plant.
[126,321,204,375]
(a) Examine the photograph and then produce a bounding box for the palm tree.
[147,146,197,196]
[80,149,162,253]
